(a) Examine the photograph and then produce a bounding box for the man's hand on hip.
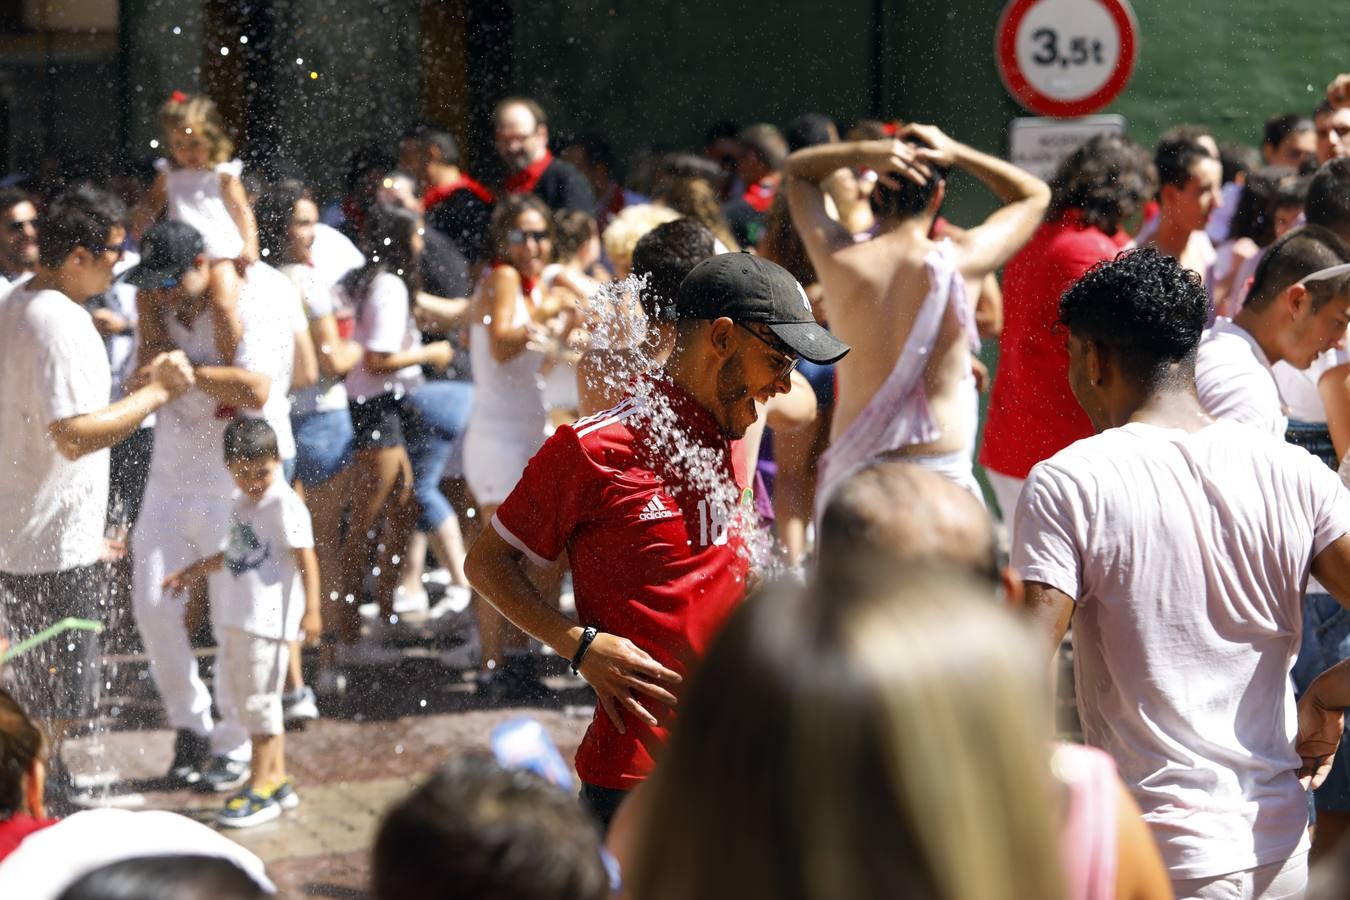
[578,633,682,735]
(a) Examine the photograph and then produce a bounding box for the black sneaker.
[166,729,209,788]
[216,784,282,828]
[194,755,250,793]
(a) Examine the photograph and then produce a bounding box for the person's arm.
[1319,362,1350,461]
[785,139,931,264]
[207,262,243,364]
[293,546,322,644]
[134,290,175,370]
[484,266,533,363]
[309,314,362,380]
[1111,778,1174,900]
[412,291,471,332]
[220,172,259,267]
[1311,534,1350,612]
[1296,656,1350,789]
[975,273,1003,338]
[902,124,1050,278]
[49,351,194,460]
[130,171,167,240]
[464,524,682,733]
[291,323,319,391]
[192,363,270,409]
[364,340,454,374]
[764,370,818,433]
[1021,582,1075,654]
[162,551,225,594]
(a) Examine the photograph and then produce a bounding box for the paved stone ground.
[61,647,593,899]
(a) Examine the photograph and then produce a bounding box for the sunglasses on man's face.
[507,229,549,245]
[739,324,800,381]
[6,219,36,233]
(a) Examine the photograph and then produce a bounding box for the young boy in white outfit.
[163,417,320,828]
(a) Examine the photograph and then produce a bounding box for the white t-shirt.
[1014,420,1350,879]
[282,262,349,415]
[311,222,364,289]
[1273,349,1346,425]
[345,271,424,401]
[1195,318,1287,437]
[152,276,295,494]
[211,477,313,641]
[239,261,303,459]
[0,287,111,574]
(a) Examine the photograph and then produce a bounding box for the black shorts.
[349,392,413,452]
[580,782,629,834]
[0,563,105,719]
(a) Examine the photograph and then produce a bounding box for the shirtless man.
[785,126,1048,509]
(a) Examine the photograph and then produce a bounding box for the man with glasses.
[0,187,40,286]
[494,96,594,213]
[0,187,194,807]
[466,253,847,830]
[784,124,1048,512]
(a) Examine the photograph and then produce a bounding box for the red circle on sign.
[996,0,1137,118]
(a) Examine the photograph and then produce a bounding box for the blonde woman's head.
[601,203,680,278]
[631,563,1064,900]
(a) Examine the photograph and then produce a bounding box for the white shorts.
[463,420,546,508]
[1171,851,1307,900]
[217,626,288,737]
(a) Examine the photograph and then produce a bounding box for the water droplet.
[219,46,229,56]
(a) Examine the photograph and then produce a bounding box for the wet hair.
[342,202,423,307]
[488,194,554,263]
[1264,113,1314,153]
[629,568,1063,900]
[871,133,950,221]
[1218,142,1261,185]
[159,93,233,165]
[1154,131,1217,190]
[737,124,788,171]
[417,126,460,168]
[1225,166,1295,246]
[0,187,33,217]
[223,417,280,464]
[55,856,267,900]
[658,177,738,250]
[1245,224,1350,312]
[1046,133,1156,234]
[253,183,309,265]
[37,186,127,270]
[0,689,44,820]
[1306,158,1350,237]
[372,755,609,900]
[1058,248,1208,386]
[552,208,597,262]
[785,113,837,152]
[495,96,548,130]
[631,218,717,319]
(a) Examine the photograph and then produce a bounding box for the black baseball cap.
[122,221,205,289]
[668,252,850,365]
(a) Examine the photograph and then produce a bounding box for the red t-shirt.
[493,379,750,789]
[504,150,554,196]
[981,212,1132,479]
[0,813,56,863]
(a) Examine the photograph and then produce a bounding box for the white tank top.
[468,268,547,431]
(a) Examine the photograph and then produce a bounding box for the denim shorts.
[1292,592,1350,812]
[292,408,355,487]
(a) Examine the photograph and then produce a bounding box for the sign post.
[995,0,1138,118]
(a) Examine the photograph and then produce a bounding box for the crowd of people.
[0,69,1349,897]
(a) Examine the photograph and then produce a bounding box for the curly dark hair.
[631,217,716,319]
[871,133,950,222]
[1047,134,1156,233]
[1058,248,1208,384]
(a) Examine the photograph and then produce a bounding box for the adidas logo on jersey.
[638,494,681,521]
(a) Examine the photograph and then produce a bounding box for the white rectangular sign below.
[1008,114,1126,181]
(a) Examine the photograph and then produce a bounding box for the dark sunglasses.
[739,324,799,380]
[507,229,549,245]
[6,219,36,233]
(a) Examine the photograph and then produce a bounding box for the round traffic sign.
[996,0,1138,118]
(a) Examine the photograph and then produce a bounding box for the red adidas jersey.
[493,379,751,789]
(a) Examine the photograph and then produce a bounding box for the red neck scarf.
[490,260,538,298]
[741,175,778,214]
[424,173,494,211]
[504,150,553,196]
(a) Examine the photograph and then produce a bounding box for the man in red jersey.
[465,253,848,829]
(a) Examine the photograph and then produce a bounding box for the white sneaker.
[393,586,430,615]
[423,567,453,588]
[282,686,319,722]
[429,584,473,620]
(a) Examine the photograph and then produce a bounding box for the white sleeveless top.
[468,267,547,432]
[156,157,245,261]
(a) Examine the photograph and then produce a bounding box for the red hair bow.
[169,90,187,103]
